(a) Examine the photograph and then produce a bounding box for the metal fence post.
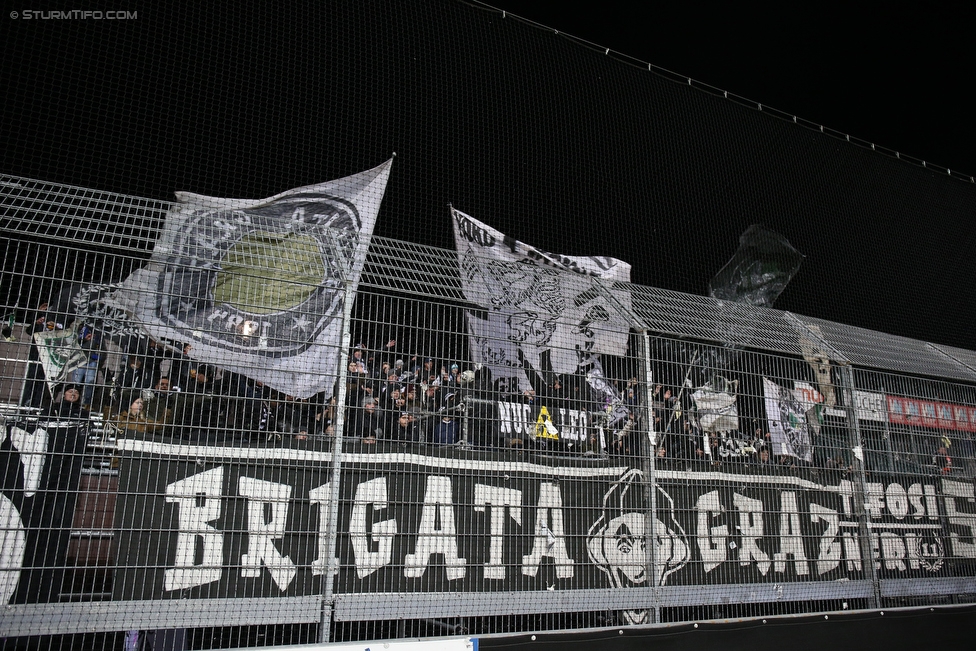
[639,330,660,624]
[838,363,882,608]
[879,383,897,473]
[318,278,357,643]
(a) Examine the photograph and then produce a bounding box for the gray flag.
[451,208,632,392]
[103,159,393,398]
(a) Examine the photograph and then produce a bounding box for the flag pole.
[666,350,698,433]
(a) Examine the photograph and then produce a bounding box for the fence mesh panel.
[3,177,976,649]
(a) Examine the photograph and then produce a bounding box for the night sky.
[2,1,975,352]
[487,2,976,179]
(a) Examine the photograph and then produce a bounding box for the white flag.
[762,377,813,462]
[3,423,48,497]
[105,159,393,399]
[692,376,739,434]
[450,208,632,392]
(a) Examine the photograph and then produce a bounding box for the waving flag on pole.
[101,159,393,399]
[450,208,631,393]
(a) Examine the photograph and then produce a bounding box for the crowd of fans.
[20,307,501,446]
[13,303,976,475]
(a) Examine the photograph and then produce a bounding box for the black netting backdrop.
[2,0,973,349]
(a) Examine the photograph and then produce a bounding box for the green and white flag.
[762,377,813,462]
[2,313,15,342]
[105,159,393,399]
[32,323,87,396]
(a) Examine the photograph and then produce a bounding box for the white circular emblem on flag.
[155,194,359,358]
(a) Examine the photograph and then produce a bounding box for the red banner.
[886,396,976,433]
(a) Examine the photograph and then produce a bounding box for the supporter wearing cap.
[386,410,421,443]
[350,344,370,376]
[43,384,90,421]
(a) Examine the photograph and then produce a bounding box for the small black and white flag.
[2,417,87,604]
[691,376,739,434]
[100,159,393,399]
[450,208,632,392]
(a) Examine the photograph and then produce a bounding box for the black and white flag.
[763,377,814,462]
[450,208,632,392]
[692,376,739,434]
[101,159,393,399]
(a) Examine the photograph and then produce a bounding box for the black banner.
[113,439,628,600]
[111,436,976,604]
[657,470,958,586]
[1,419,87,604]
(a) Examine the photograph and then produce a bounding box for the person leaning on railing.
[385,410,422,443]
[348,396,385,444]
